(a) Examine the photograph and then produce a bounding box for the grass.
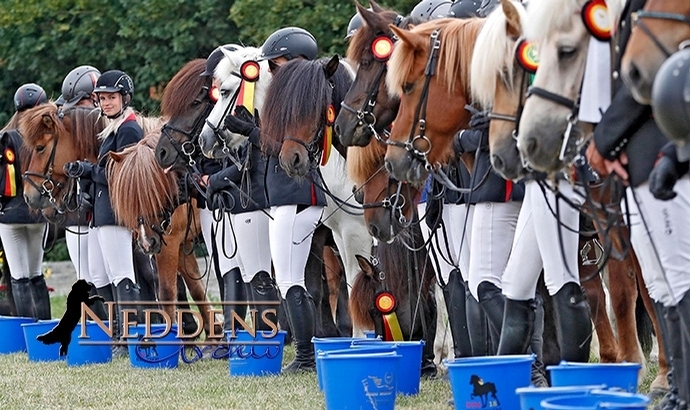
[0,295,661,409]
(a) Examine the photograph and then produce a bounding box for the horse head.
[470,0,529,181]
[517,0,619,174]
[336,1,413,147]
[348,142,419,242]
[18,104,102,213]
[383,18,481,185]
[198,46,270,159]
[261,55,353,178]
[155,59,214,171]
[622,0,690,104]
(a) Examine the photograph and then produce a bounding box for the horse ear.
[368,0,384,13]
[324,55,340,79]
[41,114,55,130]
[389,25,425,51]
[358,1,385,31]
[356,254,376,277]
[109,151,124,162]
[501,0,522,38]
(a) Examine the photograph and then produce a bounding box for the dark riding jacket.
[592,0,668,188]
[80,115,143,227]
[0,130,44,224]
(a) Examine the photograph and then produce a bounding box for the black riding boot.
[223,268,248,333]
[30,275,51,320]
[86,286,108,321]
[553,282,591,363]
[531,292,549,387]
[673,292,690,409]
[497,298,535,355]
[442,270,472,358]
[653,302,683,410]
[114,278,143,357]
[477,281,505,353]
[421,286,438,378]
[249,271,280,331]
[466,284,490,356]
[11,278,35,318]
[282,286,316,373]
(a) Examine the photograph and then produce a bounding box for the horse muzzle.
[384,146,428,185]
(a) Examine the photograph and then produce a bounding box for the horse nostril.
[334,123,341,136]
[292,153,302,169]
[368,223,380,238]
[157,147,167,162]
[491,154,504,173]
[384,160,394,175]
[627,62,642,85]
[524,137,538,156]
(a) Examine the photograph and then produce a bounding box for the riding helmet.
[477,0,500,17]
[410,0,453,21]
[14,83,48,113]
[652,48,690,145]
[201,44,240,77]
[345,12,364,39]
[94,70,134,98]
[448,0,481,18]
[61,65,101,109]
[259,27,319,61]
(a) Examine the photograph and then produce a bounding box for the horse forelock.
[471,1,527,108]
[347,143,386,186]
[347,10,402,63]
[160,59,208,118]
[525,0,589,41]
[17,103,63,147]
[108,132,178,230]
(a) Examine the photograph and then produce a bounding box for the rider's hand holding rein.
[224,105,261,146]
[64,160,93,178]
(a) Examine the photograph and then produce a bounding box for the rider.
[409,0,453,20]
[586,0,690,406]
[218,26,324,373]
[64,70,145,352]
[0,83,50,320]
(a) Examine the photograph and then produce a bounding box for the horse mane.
[18,103,104,159]
[160,59,208,118]
[525,0,588,40]
[349,271,378,330]
[261,57,353,156]
[471,1,527,108]
[347,142,386,186]
[387,18,485,99]
[107,131,178,231]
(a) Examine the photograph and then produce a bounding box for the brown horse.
[471,0,668,392]
[384,17,483,184]
[107,132,215,339]
[622,0,690,104]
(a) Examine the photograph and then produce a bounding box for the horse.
[383,17,484,185]
[349,231,439,377]
[335,0,420,147]
[483,0,666,390]
[621,0,690,104]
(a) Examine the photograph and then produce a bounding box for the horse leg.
[153,243,179,331]
[175,273,199,336]
[177,242,218,340]
[323,245,341,321]
[579,238,618,363]
[306,226,340,338]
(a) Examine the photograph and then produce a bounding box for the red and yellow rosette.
[371,36,395,62]
[237,60,261,113]
[516,39,539,74]
[375,291,403,341]
[3,148,16,198]
[582,0,612,41]
[321,104,336,166]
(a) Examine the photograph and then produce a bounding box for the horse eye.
[557,46,577,60]
[35,145,45,153]
[402,82,414,95]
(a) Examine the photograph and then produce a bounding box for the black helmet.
[410,0,453,21]
[62,65,101,109]
[652,48,690,145]
[94,70,134,97]
[448,0,481,18]
[201,44,239,77]
[345,13,364,39]
[259,27,318,61]
[14,83,48,112]
[477,0,500,17]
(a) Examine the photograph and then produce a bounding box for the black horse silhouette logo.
[469,374,500,408]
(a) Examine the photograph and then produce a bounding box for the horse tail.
[348,271,377,331]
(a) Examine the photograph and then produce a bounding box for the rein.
[632,10,690,58]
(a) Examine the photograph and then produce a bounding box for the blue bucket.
[446,355,534,410]
[127,324,180,369]
[540,390,650,409]
[0,316,35,354]
[226,329,286,376]
[548,362,641,393]
[516,385,607,410]
[21,319,64,362]
[364,330,377,339]
[67,321,112,366]
[321,350,401,410]
[352,339,425,395]
[313,336,379,390]
[317,344,398,392]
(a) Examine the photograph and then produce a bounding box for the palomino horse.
[383,17,483,184]
[622,0,690,104]
[508,0,667,390]
[335,0,420,147]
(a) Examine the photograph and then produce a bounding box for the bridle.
[204,72,244,156]
[357,175,411,228]
[340,15,403,143]
[632,9,690,58]
[386,29,442,171]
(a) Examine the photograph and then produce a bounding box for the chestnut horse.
[475,0,666,390]
[622,0,690,104]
